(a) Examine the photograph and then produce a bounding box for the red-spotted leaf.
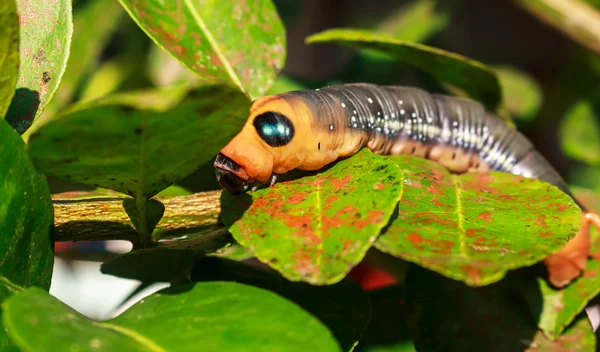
[221,149,403,285]
[0,0,19,119]
[7,0,72,133]
[521,187,600,340]
[406,266,596,351]
[375,155,581,287]
[118,0,285,99]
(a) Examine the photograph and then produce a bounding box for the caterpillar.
[214,83,600,288]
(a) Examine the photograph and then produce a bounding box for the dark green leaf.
[7,0,72,133]
[0,118,53,289]
[494,65,543,121]
[0,0,19,118]
[102,249,199,283]
[559,101,600,165]
[28,84,249,198]
[375,0,449,43]
[191,257,371,351]
[118,0,286,99]
[123,198,165,239]
[405,266,596,351]
[221,149,403,285]
[521,187,600,339]
[4,283,342,351]
[306,28,503,113]
[375,155,581,287]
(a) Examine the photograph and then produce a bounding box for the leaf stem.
[136,196,151,247]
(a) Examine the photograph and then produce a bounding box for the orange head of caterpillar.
[214,94,310,194]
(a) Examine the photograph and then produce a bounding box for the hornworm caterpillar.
[215,83,599,287]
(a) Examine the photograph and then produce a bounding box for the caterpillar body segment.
[215,83,595,287]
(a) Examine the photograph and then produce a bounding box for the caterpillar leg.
[543,212,600,287]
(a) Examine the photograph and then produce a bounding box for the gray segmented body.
[287,83,571,196]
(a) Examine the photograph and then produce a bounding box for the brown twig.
[52,190,224,245]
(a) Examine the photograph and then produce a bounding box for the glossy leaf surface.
[3,283,341,352]
[221,149,403,285]
[191,257,370,351]
[0,119,53,289]
[375,155,581,286]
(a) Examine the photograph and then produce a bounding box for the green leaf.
[118,0,286,100]
[6,0,72,133]
[306,28,503,113]
[521,187,600,339]
[191,257,371,351]
[0,277,22,352]
[375,155,581,287]
[375,0,449,43]
[28,84,249,198]
[559,101,600,165]
[494,65,543,121]
[0,0,19,118]
[4,283,342,352]
[48,0,124,111]
[221,149,403,285]
[123,198,165,242]
[405,266,596,351]
[266,75,307,95]
[0,118,53,289]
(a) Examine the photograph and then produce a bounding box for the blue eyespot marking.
[253,112,295,147]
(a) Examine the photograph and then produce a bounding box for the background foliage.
[2,0,600,351]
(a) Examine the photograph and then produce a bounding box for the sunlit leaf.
[6,0,72,133]
[191,257,370,351]
[28,84,249,198]
[375,155,581,286]
[3,283,342,352]
[221,149,403,285]
[0,0,19,118]
[559,100,600,165]
[0,119,53,289]
[306,28,503,114]
[118,0,285,99]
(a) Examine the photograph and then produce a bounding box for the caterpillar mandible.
[214,83,600,288]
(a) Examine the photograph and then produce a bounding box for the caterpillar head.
[214,94,311,194]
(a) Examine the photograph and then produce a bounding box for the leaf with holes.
[6,0,72,133]
[306,28,503,113]
[28,84,249,199]
[118,0,285,99]
[521,187,600,340]
[3,283,341,352]
[375,155,581,287]
[0,0,19,119]
[221,148,403,285]
[191,257,370,351]
[406,266,595,351]
[559,100,600,165]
